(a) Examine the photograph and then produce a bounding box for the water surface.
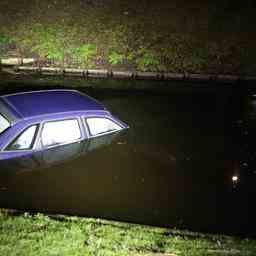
[0,81,255,236]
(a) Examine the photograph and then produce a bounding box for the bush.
[137,49,159,71]
[72,43,97,67]
[108,52,125,65]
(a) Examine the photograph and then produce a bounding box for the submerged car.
[0,89,128,161]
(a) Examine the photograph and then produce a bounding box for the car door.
[84,116,123,152]
[0,124,42,172]
[39,118,85,166]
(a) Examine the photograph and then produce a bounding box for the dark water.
[0,80,256,236]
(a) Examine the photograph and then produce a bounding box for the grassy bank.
[0,0,255,75]
[0,209,256,256]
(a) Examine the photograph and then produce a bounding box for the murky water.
[0,78,256,236]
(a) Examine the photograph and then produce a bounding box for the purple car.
[0,89,128,162]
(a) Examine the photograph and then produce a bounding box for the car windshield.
[0,113,10,134]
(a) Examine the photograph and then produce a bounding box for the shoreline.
[1,58,256,84]
[0,208,255,255]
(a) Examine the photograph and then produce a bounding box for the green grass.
[0,0,255,74]
[0,209,256,256]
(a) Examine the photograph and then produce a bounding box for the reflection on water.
[0,86,256,236]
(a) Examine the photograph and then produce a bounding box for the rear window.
[0,114,10,134]
[86,117,122,136]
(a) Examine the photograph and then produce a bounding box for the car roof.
[1,89,105,119]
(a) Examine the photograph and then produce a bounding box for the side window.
[41,119,81,147]
[0,114,10,134]
[6,125,38,151]
[86,117,121,136]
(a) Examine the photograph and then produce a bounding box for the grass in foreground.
[0,209,256,256]
[0,0,256,74]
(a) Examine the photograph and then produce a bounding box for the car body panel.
[0,90,128,161]
[0,98,20,123]
[2,90,105,118]
[0,131,125,173]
